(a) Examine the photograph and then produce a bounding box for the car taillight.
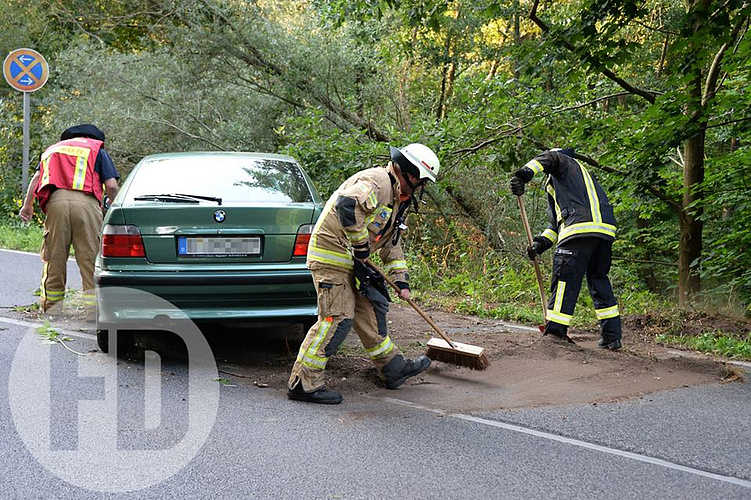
[293,224,313,257]
[102,225,146,257]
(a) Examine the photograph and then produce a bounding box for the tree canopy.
[1,0,749,310]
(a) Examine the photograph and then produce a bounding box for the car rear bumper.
[95,269,317,322]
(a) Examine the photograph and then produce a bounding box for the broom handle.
[517,195,548,322]
[364,259,457,349]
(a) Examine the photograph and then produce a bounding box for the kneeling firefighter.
[288,144,440,404]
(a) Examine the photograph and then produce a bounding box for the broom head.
[426,338,490,371]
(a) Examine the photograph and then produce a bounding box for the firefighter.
[19,124,120,313]
[288,143,440,404]
[510,148,622,350]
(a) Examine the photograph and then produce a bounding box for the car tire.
[97,328,135,356]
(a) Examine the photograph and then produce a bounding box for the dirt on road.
[208,303,746,412]
[9,300,747,412]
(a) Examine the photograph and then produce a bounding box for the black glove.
[526,240,544,260]
[510,176,526,196]
[353,260,391,301]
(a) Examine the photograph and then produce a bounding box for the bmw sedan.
[95,152,323,352]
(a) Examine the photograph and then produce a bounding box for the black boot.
[382,355,431,390]
[287,383,342,404]
[598,337,622,350]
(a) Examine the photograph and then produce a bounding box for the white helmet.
[390,143,440,183]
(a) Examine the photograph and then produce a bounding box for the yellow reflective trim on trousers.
[526,159,544,174]
[385,260,407,272]
[83,293,96,305]
[577,161,602,224]
[554,281,566,314]
[45,290,65,298]
[298,319,332,369]
[546,310,572,325]
[596,305,620,320]
[71,152,90,190]
[541,228,558,243]
[559,222,616,241]
[366,336,395,358]
[40,262,48,300]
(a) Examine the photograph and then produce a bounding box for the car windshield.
[124,157,313,204]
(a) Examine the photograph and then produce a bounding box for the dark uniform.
[513,149,622,347]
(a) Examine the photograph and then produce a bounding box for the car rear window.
[124,157,314,203]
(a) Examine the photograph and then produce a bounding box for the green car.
[95,152,323,352]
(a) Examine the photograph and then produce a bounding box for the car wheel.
[97,329,135,356]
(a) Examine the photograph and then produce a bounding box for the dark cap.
[60,124,105,142]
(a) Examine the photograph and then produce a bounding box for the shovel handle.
[517,196,548,322]
[364,259,457,349]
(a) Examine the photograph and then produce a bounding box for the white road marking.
[0,248,39,257]
[0,248,75,260]
[0,315,97,340]
[383,397,751,489]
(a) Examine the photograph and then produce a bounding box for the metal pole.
[22,91,29,194]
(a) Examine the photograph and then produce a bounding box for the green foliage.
[0,222,44,253]
[655,331,751,361]
[0,0,749,316]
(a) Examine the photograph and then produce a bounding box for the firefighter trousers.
[288,267,402,392]
[40,189,102,311]
[544,237,622,341]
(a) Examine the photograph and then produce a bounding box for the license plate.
[178,237,261,257]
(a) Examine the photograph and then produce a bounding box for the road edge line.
[0,315,97,340]
[382,397,751,490]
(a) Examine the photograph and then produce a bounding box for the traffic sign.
[3,48,48,92]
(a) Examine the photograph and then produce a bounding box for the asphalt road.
[0,248,749,499]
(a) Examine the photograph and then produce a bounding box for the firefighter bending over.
[288,143,440,404]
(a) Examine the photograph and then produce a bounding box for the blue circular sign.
[3,48,48,92]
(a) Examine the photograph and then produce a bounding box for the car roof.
[139,151,298,164]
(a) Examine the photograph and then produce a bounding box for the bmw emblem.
[213,210,226,223]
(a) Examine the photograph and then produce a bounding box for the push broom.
[365,259,489,370]
[516,195,574,343]
[516,195,548,334]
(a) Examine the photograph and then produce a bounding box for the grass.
[655,331,751,361]
[0,222,43,253]
[407,246,671,331]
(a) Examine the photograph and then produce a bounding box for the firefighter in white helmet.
[288,143,440,404]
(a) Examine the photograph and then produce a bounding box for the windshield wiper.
[133,193,222,205]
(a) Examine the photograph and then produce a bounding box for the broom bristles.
[425,338,490,371]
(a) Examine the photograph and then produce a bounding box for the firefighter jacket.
[35,137,104,213]
[307,163,410,284]
[515,150,616,252]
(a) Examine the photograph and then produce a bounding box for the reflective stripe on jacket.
[516,150,616,248]
[307,164,409,283]
[36,138,104,213]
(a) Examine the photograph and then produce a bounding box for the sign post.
[3,48,49,194]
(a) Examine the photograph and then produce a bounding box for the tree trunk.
[437,35,453,121]
[677,0,712,307]
[678,127,705,307]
